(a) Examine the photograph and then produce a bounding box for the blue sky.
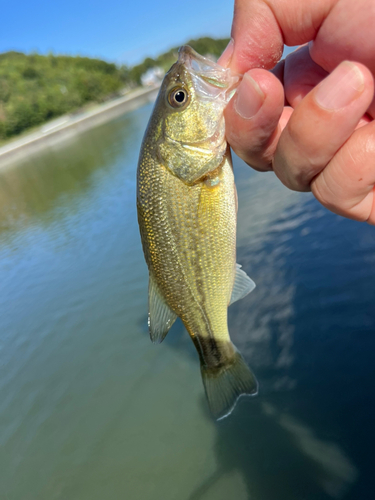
[0,0,233,65]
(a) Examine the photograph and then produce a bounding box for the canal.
[0,102,374,500]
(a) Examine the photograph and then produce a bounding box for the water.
[0,103,374,500]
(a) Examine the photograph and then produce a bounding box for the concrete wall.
[0,87,159,169]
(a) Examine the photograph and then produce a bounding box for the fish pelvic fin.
[148,274,177,343]
[200,345,258,420]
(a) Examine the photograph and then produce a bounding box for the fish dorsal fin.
[148,274,177,343]
[229,264,256,306]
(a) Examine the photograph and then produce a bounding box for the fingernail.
[234,73,265,119]
[218,38,234,68]
[315,61,365,110]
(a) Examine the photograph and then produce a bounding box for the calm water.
[0,103,374,500]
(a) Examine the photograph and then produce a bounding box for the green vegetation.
[0,37,229,141]
[0,52,129,140]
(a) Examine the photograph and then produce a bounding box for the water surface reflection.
[0,103,374,500]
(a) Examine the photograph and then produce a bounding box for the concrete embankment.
[0,86,159,168]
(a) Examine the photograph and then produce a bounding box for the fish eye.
[168,87,189,108]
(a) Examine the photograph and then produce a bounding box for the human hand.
[219,0,375,224]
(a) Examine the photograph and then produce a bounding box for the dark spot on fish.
[196,336,230,368]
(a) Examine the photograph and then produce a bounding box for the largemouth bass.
[137,46,258,419]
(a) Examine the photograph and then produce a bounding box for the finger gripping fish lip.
[178,45,241,103]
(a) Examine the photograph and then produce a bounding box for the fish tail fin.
[200,345,258,420]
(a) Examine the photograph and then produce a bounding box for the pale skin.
[218,0,375,224]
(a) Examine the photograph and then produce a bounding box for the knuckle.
[276,130,321,191]
[363,131,375,156]
[311,172,335,211]
[345,126,375,177]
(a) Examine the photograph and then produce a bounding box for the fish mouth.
[178,46,240,104]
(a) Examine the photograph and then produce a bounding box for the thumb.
[227,0,336,73]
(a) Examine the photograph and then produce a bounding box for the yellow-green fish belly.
[137,149,236,357]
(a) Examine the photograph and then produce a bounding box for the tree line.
[0,37,229,141]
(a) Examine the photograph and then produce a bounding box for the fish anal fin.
[148,275,177,344]
[200,345,258,420]
[229,263,256,306]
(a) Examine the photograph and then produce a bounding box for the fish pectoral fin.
[229,264,256,306]
[148,274,177,343]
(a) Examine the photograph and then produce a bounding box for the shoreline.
[0,86,159,168]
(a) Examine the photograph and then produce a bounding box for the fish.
[137,46,258,420]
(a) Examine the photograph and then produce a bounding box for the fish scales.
[139,150,235,342]
[137,46,258,419]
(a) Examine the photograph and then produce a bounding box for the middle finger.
[273,61,374,191]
